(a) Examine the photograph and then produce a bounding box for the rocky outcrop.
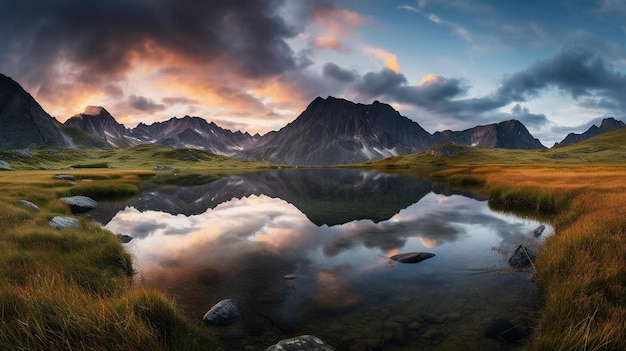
[203,299,240,325]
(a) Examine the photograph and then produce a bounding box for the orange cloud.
[363,47,402,72]
[419,73,440,86]
[314,8,366,38]
[313,36,343,51]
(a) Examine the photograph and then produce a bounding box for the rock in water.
[389,252,435,264]
[528,225,545,238]
[61,196,97,214]
[266,335,336,351]
[49,216,79,229]
[484,318,527,344]
[508,245,536,268]
[203,299,240,325]
[19,200,40,212]
[0,160,11,170]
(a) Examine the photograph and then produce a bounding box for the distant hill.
[65,106,137,148]
[554,117,625,147]
[433,120,546,150]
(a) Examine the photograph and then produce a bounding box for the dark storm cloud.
[162,97,200,105]
[128,95,166,113]
[322,62,358,82]
[0,0,301,90]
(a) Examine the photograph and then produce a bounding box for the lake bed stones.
[266,335,336,351]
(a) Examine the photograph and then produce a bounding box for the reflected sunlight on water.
[96,169,552,350]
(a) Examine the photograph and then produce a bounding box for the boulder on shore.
[203,299,240,326]
[49,216,79,229]
[266,335,336,351]
[389,252,436,264]
[19,200,40,213]
[61,196,97,214]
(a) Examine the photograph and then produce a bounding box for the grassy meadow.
[0,133,625,350]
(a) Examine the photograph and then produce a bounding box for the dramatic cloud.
[322,62,358,82]
[0,0,323,129]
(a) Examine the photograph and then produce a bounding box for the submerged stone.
[61,196,97,214]
[484,318,527,344]
[389,252,435,264]
[49,216,79,229]
[508,245,536,268]
[203,299,240,325]
[266,335,336,351]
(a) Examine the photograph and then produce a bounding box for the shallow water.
[92,169,551,350]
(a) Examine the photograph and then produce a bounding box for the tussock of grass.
[0,170,219,350]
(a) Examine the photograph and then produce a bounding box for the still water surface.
[92,169,551,350]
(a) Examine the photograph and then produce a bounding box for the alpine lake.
[87,169,552,351]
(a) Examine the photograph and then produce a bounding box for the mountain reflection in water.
[96,169,550,351]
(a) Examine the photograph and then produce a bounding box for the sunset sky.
[1,0,625,145]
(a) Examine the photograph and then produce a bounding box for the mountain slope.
[243,96,434,165]
[0,74,71,149]
[65,106,137,147]
[554,117,625,147]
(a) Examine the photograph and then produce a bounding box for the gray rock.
[49,216,79,229]
[0,160,11,170]
[203,299,240,325]
[53,174,76,180]
[389,252,435,264]
[266,335,336,351]
[508,245,536,268]
[528,225,545,238]
[61,196,97,214]
[19,200,40,212]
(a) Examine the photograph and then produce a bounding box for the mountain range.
[0,73,624,165]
